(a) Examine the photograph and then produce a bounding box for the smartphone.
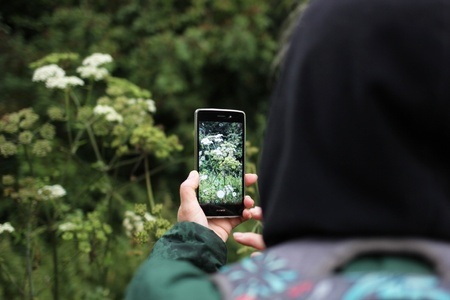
[195,108,246,217]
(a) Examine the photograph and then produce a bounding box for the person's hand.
[177,170,258,243]
[233,206,266,255]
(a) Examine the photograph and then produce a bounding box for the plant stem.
[23,145,34,176]
[144,155,155,211]
[65,89,74,147]
[26,203,35,300]
[85,123,103,163]
[51,229,59,300]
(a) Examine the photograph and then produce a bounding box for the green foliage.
[0,0,308,298]
[0,52,183,299]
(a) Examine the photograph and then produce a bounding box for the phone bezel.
[194,108,246,218]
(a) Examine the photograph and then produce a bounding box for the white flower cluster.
[38,184,67,200]
[128,98,156,113]
[201,134,223,146]
[0,222,14,234]
[216,185,236,199]
[58,222,78,232]
[32,64,65,82]
[122,210,155,237]
[46,76,84,89]
[82,53,113,67]
[201,138,212,145]
[32,64,84,90]
[77,53,112,81]
[93,105,123,123]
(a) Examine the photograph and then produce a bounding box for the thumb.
[179,170,199,205]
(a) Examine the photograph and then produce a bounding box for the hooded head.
[259,0,450,247]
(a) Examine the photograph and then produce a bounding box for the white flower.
[32,64,65,82]
[224,185,234,194]
[45,76,84,89]
[93,105,123,123]
[77,65,109,81]
[38,184,66,200]
[216,190,225,199]
[0,222,15,234]
[128,98,157,113]
[144,212,156,222]
[59,222,78,232]
[145,100,156,113]
[201,138,212,145]
[232,192,237,197]
[200,174,208,181]
[212,149,223,156]
[122,210,155,237]
[82,53,113,67]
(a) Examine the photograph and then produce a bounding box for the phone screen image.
[195,109,245,217]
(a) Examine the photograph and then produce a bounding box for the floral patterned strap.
[213,239,450,300]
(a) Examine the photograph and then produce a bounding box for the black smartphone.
[194,108,246,217]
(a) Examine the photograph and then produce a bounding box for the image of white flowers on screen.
[198,121,243,204]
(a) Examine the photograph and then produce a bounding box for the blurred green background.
[0,1,306,299]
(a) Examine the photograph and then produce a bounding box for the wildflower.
[2,175,15,186]
[0,141,18,157]
[77,65,109,81]
[217,190,225,199]
[81,53,113,67]
[45,76,84,89]
[213,134,223,143]
[123,210,155,237]
[31,139,52,157]
[47,106,65,121]
[0,222,15,234]
[38,184,67,200]
[18,131,33,144]
[146,100,156,113]
[32,64,65,82]
[200,174,208,181]
[128,98,157,113]
[59,222,78,232]
[201,138,212,145]
[144,212,156,222]
[93,105,123,123]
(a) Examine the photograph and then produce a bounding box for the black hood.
[260,0,450,247]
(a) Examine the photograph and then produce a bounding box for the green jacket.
[125,222,224,300]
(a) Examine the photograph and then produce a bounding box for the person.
[126,0,450,298]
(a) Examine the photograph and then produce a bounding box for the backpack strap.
[270,239,450,280]
[212,239,450,300]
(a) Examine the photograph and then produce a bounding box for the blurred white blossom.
[123,210,156,237]
[45,76,84,89]
[0,222,14,234]
[82,53,113,67]
[77,65,109,81]
[38,184,67,200]
[93,105,123,123]
[58,222,78,232]
[216,190,225,199]
[128,98,156,113]
[201,138,212,145]
[32,64,65,82]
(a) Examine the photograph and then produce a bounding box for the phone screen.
[195,109,245,217]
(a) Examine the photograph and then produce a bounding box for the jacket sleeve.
[125,222,227,300]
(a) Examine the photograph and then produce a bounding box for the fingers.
[244,173,258,187]
[179,170,199,205]
[249,206,263,221]
[233,232,266,251]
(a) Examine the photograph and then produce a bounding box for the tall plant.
[0,52,182,299]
